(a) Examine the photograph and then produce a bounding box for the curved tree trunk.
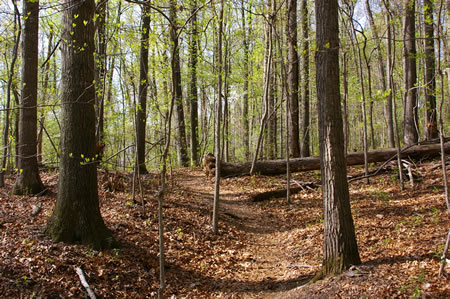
[13,0,45,195]
[46,0,115,250]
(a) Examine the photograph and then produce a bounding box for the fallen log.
[217,142,450,177]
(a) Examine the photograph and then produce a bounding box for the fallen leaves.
[0,163,449,298]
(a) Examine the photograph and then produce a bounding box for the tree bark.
[45,0,115,250]
[170,0,189,167]
[315,0,361,277]
[403,0,419,145]
[189,0,199,166]
[241,0,250,161]
[265,0,277,160]
[215,141,449,177]
[287,0,300,157]
[300,0,310,157]
[13,0,45,195]
[212,0,224,235]
[136,6,150,174]
[423,0,438,140]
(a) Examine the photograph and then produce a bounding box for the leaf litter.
[0,160,448,298]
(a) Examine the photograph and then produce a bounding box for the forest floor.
[0,159,449,298]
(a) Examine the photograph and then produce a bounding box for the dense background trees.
[0,0,447,173]
[0,0,448,291]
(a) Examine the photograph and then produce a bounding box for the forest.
[0,0,449,297]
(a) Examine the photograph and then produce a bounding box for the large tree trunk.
[403,0,419,146]
[189,0,199,166]
[170,0,189,167]
[423,0,438,140]
[287,0,300,157]
[13,0,45,195]
[136,6,150,174]
[45,0,115,250]
[315,0,361,277]
[215,142,449,177]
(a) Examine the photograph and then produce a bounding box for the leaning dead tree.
[206,142,450,178]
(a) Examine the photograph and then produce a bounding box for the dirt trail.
[175,169,312,297]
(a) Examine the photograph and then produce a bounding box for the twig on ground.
[75,267,96,299]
